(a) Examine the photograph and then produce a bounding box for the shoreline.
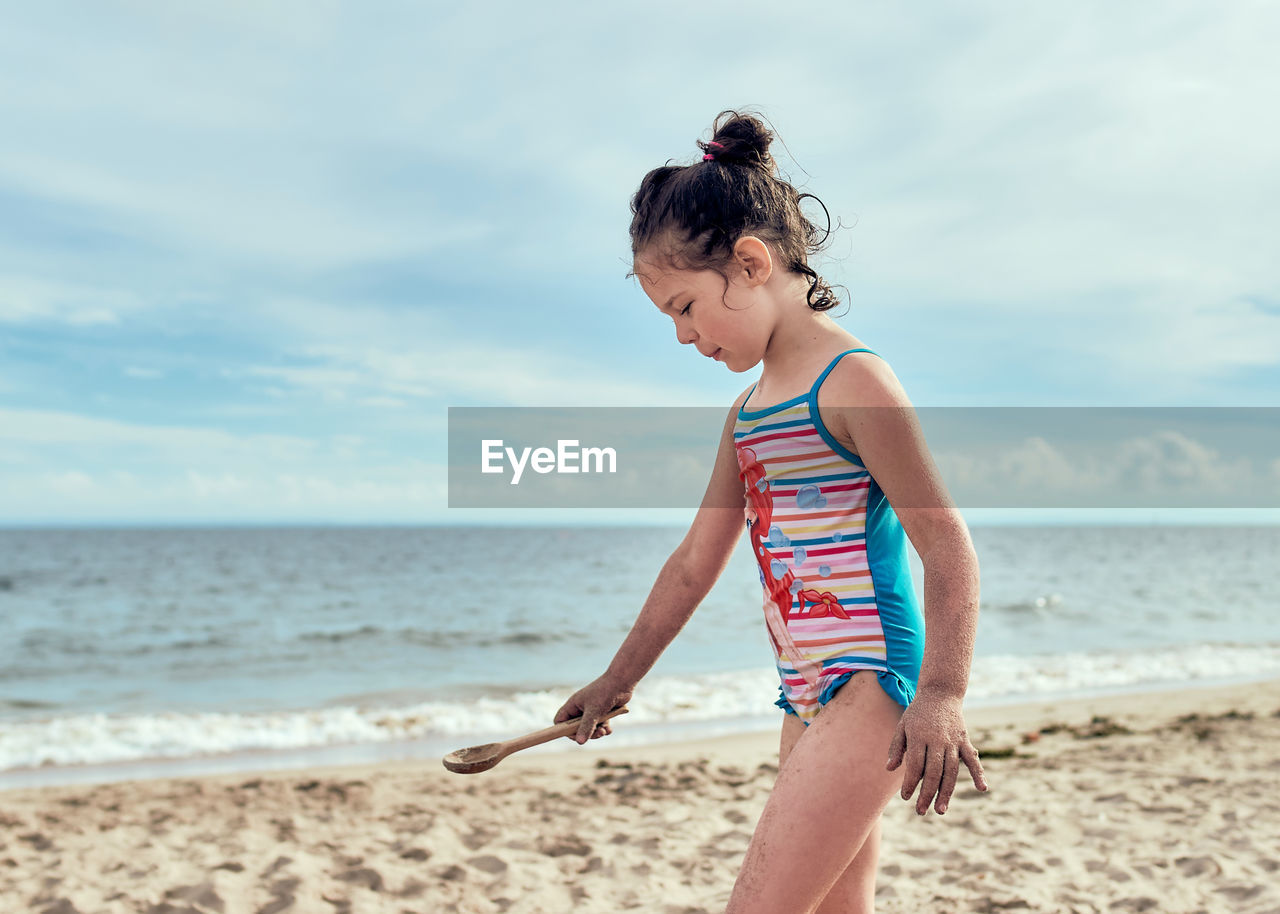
[3,672,1279,793]
[1,676,1277,912]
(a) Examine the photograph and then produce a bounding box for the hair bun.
[630,106,845,315]
[698,109,776,171]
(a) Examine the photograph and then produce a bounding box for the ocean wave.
[0,698,60,711]
[298,624,384,643]
[296,625,565,648]
[14,630,239,658]
[968,642,1280,700]
[3,642,1279,773]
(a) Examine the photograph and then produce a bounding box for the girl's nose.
[676,321,698,346]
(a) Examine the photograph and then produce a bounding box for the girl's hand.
[886,687,988,815]
[554,674,634,745]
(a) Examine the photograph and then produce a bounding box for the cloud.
[43,470,95,495]
[0,408,449,521]
[1111,429,1245,496]
[234,364,384,405]
[0,408,318,462]
[0,150,493,272]
[0,274,136,325]
[233,340,711,408]
[3,2,1279,522]
[933,425,1267,507]
[248,296,725,406]
[2,466,447,522]
[1091,295,1280,382]
[842,4,1280,297]
[0,5,497,272]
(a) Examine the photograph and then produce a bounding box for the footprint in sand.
[40,902,79,914]
[161,883,224,910]
[1215,884,1265,901]
[18,832,54,852]
[396,878,428,899]
[468,855,507,875]
[461,828,497,851]
[334,867,384,892]
[319,893,352,914]
[1175,855,1222,877]
[258,895,294,914]
[536,835,591,857]
[259,856,292,878]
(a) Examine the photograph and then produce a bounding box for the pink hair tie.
[703,141,725,162]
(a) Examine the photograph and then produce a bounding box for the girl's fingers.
[555,703,583,737]
[900,739,926,801]
[916,742,945,815]
[555,695,588,729]
[935,746,960,814]
[960,742,988,791]
[590,722,611,740]
[575,712,599,744]
[885,721,907,771]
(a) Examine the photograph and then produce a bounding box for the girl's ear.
[732,235,773,286]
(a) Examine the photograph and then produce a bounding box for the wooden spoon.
[442,707,629,774]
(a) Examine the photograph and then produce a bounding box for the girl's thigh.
[727,671,903,914]
[778,709,806,767]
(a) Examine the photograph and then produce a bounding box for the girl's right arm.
[553,390,751,744]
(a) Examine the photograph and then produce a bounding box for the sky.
[1,1,1278,525]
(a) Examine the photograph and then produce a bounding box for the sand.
[2,679,1279,914]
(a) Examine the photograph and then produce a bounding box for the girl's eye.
[680,302,692,315]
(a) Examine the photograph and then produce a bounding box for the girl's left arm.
[824,354,989,816]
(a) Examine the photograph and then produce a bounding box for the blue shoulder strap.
[809,348,881,395]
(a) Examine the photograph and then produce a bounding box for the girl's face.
[633,247,775,373]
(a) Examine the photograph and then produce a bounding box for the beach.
[2,678,1278,914]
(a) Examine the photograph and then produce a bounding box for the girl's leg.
[776,713,884,913]
[814,819,881,914]
[727,671,903,914]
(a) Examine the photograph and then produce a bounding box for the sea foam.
[3,642,1279,775]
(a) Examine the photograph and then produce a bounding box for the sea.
[2,524,1278,789]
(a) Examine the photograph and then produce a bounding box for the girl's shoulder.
[816,347,911,410]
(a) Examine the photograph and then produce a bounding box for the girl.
[554,109,987,914]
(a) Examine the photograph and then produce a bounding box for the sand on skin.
[1,679,1279,914]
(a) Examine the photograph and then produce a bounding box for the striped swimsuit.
[733,348,925,724]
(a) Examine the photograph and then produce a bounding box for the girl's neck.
[758,308,860,389]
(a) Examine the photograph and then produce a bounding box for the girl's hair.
[628,108,843,313]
